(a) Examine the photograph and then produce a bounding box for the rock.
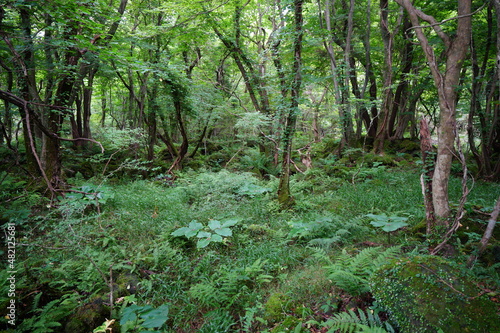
[371,255,500,333]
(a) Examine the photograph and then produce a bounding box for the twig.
[109,265,114,318]
[57,136,105,153]
[290,158,304,174]
[23,99,57,199]
[224,147,245,168]
[84,254,110,286]
[17,243,69,250]
[467,195,500,268]
[406,2,487,33]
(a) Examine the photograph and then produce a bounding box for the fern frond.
[325,246,401,295]
[325,309,390,333]
[371,246,401,269]
[328,270,369,295]
[311,247,332,264]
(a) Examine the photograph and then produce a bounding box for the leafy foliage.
[171,218,240,248]
[365,214,409,232]
[17,293,80,333]
[188,259,273,308]
[4,167,499,332]
[321,308,395,333]
[287,215,352,247]
[120,299,169,332]
[323,246,401,295]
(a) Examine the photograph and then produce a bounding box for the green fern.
[325,246,400,295]
[324,308,395,333]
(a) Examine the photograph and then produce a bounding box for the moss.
[392,139,421,154]
[362,153,398,167]
[270,316,302,332]
[264,293,294,323]
[371,255,500,333]
[64,296,110,333]
[114,272,139,296]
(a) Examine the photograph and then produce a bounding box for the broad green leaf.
[197,231,212,238]
[370,221,408,232]
[170,227,190,237]
[171,221,204,238]
[185,221,204,238]
[120,305,139,325]
[211,234,223,242]
[221,218,240,228]
[197,238,211,248]
[365,213,388,222]
[208,219,222,230]
[214,227,232,237]
[140,304,169,328]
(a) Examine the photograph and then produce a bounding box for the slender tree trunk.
[389,15,414,139]
[168,98,189,172]
[489,0,500,180]
[17,6,39,176]
[420,118,436,235]
[373,0,402,153]
[341,0,355,146]
[277,0,303,207]
[395,0,472,221]
[321,0,353,151]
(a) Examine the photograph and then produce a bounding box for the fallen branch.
[467,195,500,268]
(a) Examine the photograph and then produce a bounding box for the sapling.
[365,213,408,244]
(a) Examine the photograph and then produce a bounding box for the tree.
[394,0,472,222]
[319,0,355,150]
[277,0,304,207]
[468,1,500,181]
[0,0,128,196]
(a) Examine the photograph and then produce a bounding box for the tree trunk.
[321,0,353,151]
[389,14,414,139]
[420,118,436,235]
[373,0,401,153]
[341,0,355,146]
[277,0,303,207]
[395,0,472,221]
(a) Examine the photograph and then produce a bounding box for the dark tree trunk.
[277,0,303,207]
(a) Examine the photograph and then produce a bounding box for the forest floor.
[1,163,500,332]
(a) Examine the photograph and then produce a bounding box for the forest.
[1,0,500,332]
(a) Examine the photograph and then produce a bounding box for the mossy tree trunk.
[373,0,399,154]
[277,0,303,207]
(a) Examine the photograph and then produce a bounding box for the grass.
[4,165,500,332]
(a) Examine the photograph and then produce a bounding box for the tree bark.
[395,0,472,221]
[420,118,435,235]
[277,0,303,207]
[373,0,402,153]
[320,0,354,151]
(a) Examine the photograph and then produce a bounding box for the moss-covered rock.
[362,153,398,167]
[264,293,294,323]
[371,255,500,333]
[64,296,110,333]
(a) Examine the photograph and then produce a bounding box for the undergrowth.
[2,166,499,332]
